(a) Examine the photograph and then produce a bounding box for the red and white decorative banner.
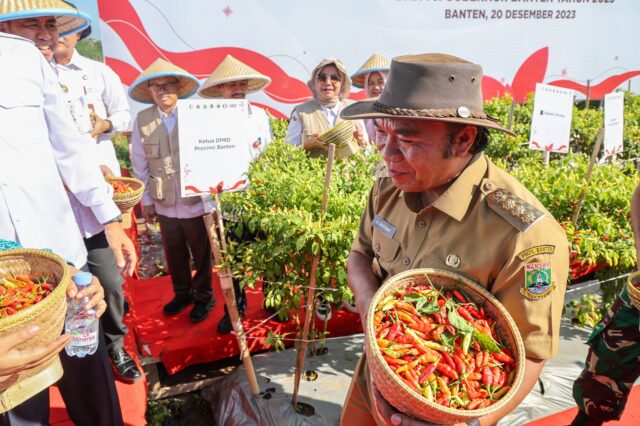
[95,0,640,121]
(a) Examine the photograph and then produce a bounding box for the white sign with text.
[178,99,252,197]
[529,83,575,154]
[603,92,624,158]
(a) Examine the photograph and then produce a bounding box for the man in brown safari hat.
[339,54,569,425]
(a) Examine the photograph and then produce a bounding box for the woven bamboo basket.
[107,177,144,228]
[319,121,360,159]
[365,268,526,424]
[0,249,70,413]
[626,271,640,310]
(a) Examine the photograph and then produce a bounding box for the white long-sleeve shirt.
[0,33,120,266]
[53,49,131,177]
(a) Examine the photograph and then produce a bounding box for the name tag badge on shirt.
[372,215,396,239]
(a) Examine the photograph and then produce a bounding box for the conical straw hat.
[0,0,91,37]
[350,53,391,89]
[198,55,271,98]
[128,59,200,104]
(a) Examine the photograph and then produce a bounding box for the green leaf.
[473,330,501,353]
[439,332,456,351]
[446,306,474,334]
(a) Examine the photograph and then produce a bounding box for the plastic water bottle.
[64,272,99,357]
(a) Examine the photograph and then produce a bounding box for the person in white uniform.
[53,21,130,177]
[197,54,273,334]
[50,6,140,384]
[0,1,136,425]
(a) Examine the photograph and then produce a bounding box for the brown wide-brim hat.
[0,0,91,37]
[128,59,200,104]
[308,57,351,100]
[341,53,514,136]
[350,53,391,89]
[198,54,271,98]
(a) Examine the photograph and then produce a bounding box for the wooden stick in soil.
[203,197,260,397]
[292,144,336,409]
[571,127,604,227]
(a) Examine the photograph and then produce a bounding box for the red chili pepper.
[466,399,483,410]
[6,306,17,315]
[493,351,515,365]
[497,371,506,388]
[387,322,401,341]
[16,275,35,285]
[472,341,482,353]
[418,363,437,385]
[475,351,484,370]
[482,367,493,386]
[433,313,443,324]
[453,354,466,375]
[41,282,53,291]
[492,366,501,386]
[452,290,467,303]
[436,362,458,380]
[467,306,482,319]
[442,351,456,370]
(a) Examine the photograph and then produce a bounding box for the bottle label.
[70,329,98,347]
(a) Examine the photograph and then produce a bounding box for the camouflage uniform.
[572,286,640,425]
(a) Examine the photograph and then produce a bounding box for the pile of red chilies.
[0,275,53,318]
[373,282,516,410]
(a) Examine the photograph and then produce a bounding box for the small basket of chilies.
[365,268,526,424]
[0,249,71,413]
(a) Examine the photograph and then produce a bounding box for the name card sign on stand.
[603,92,624,159]
[529,83,575,161]
[177,99,252,197]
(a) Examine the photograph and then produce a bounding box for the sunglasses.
[317,73,341,83]
[148,81,179,91]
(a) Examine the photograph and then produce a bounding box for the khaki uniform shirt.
[352,154,569,359]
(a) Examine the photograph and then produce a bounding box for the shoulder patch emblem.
[486,189,545,233]
[521,262,555,299]
[517,245,555,261]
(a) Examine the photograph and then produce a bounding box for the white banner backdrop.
[96,0,640,123]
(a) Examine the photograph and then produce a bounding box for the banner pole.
[292,144,336,409]
[571,128,604,226]
[203,197,260,396]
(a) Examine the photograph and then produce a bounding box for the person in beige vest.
[339,54,569,426]
[285,57,366,153]
[129,59,215,323]
[198,54,273,334]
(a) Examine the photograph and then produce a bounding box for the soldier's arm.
[630,182,640,269]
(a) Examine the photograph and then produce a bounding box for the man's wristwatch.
[105,119,114,133]
[102,214,122,225]
[466,419,480,426]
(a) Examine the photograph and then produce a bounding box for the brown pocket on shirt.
[143,142,161,159]
[149,176,164,201]
[372,229,400,275]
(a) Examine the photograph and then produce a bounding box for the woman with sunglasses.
[285,58,365,153]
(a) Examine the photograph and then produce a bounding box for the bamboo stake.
[203,197,260,397]
[585,79,591,109]
[571,128,604,226]
[292,144,336,409]
[507,99,516,130]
